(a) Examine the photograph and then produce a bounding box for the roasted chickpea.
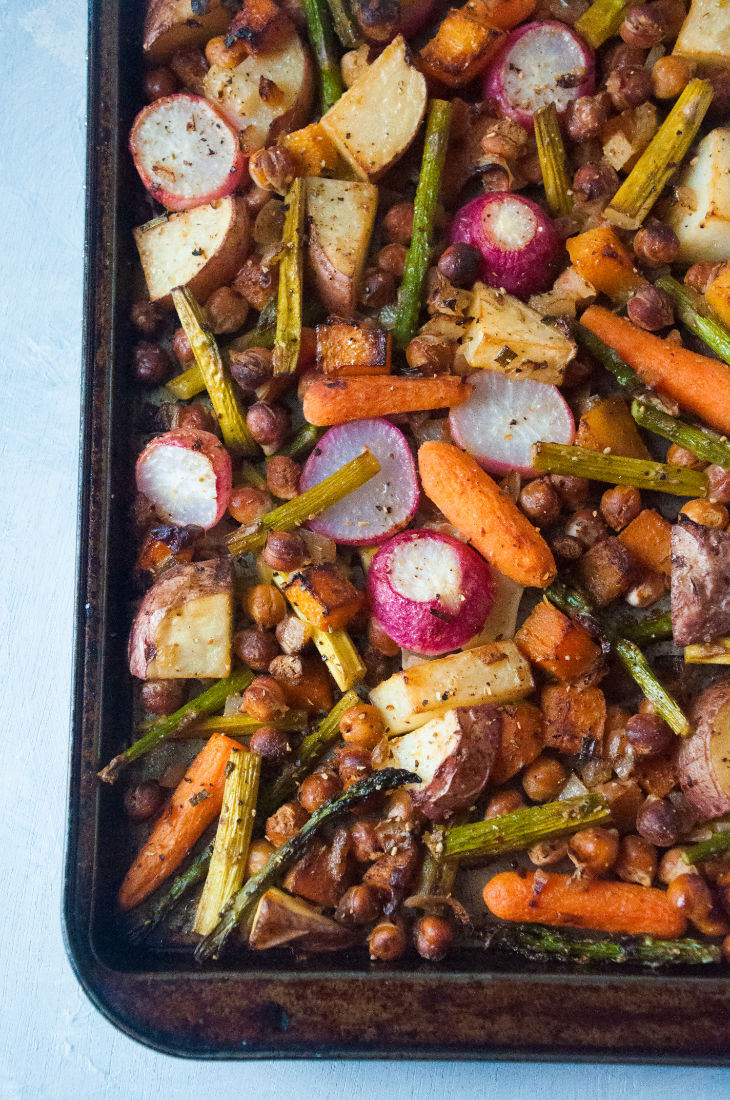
[602,41,646,76]
[437,242,482,287]
[369,919,407,961]
[625,712,673,756]
[265,801,309,847]
[378,243,408,278]
[550,474,590,510]
[169,46,209,95]
[573,162,619,202]
[229,347,274,394]
[666,443,707,470]
[247,838,275,876]
[269,653,304,686]
[204,33,249,68]
[336,745,373,788]
[606,65,652,110]
[123,780,166,822]
[615,834,658,887]
[549,533,583,563]
[658,846,694,884]
[620,3,668,47]
[368,618,400,657]
[233,627,280,671]
[627,286,674,331]
[634,222,681,267]
[133,341,173,386]
[298,770,343,812]
[414,916,453,962]
[139,679,186,715]
[205,286,249,335]
[565,95,610,142]
[130,299,164,337]
[522,756,567,803]
[385,788,418,822]
[636,796,681,847]
[232,256,278,311]
[228,484,272,525]
[685,262,723,294]
[172,326,194,367]
[359,268,396,308]
[143,66,178,101]
[262,530,307,572]
[519,478,561,527]
[246,402,291,451]
[174,403,218,434]
[266,455,301,500]
[565,508,609,548]
[600,485,641,531]
[249,145,297,193]
[249,725,291,762]
[568,827,620,877]
[405,335,455,376]
[349,820,382,862]
[707,464,730,504]
[339,703,387,750]
[528,838,569,866]
[484,790,526,818]
[336,884,383,925]
[243,584,286,629]
[245,184,273,217]
[680,499,729,529]
[242,675,288,722]
[667,872,729,935]
[384,201,414,244]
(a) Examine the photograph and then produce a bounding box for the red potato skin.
[679,679,730,818]
[135,428,232,530]
[129,95,247,212]
[413,704,503,822]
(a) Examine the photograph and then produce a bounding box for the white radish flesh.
[135,428,232,530]
[449,370,574,477]
[129,94,246,211]
[298,418,418,545]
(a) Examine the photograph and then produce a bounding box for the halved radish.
[484,21,595,130]
[449,193,564,299]
[135,428,232,530]
[368,529,496,656]
[449,370,574,477]
[130,94,246,211]
[298,419,418,545]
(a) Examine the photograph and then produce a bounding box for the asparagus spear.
[324,0,362,47]
[172,287,258,455]
[239,460,268,491]
[575,0,630,46]
[685,639,730,665]
[226,449,380,556]
[606,79,714,230]
[683,829,730,865]
[575,325,644,393]
[390,100,452,349]
[177,710,308,737]
[165,322,277,402]
[273,177,306,376]
[487,924,721,966]
[128,841,214,944]
[441,794,611,862]
[656,275,730,367]
[534,103,572,218]
[194,749,262,935]
[278,423,325,461]
[609,607,673,646]
[98,668,254,783]
[301,0,344,111]
[531,441,709,498]
[631,398,730,470]
[195,767,420,961]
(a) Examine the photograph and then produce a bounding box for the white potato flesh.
[369,641,533,732]
[674,0,730,66]
[144,0,230,62]
[386,711,461,787]
[668,128,730,263]
[320,35,427,180]
[462,282,576,384]
[306,178,378,315]
[204,36,313,152]
[136,444,218,527]
[463,570,524,647]
[146,592,232,678]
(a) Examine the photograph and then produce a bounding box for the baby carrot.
[566,227,646,303]
[581,306,730,436]
[302,375,471,426]
[418,441,557,588]
[118,733,245,911]
[483,870,687,938]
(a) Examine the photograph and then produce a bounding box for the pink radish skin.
[368,530,496,656]
[299,419,419,546]
[449,370,574,477]
[130,94,246,211]
[484,21,595,131]
[449,193,563,299]
[136,428,232,530]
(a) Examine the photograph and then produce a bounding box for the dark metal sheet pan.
[64,0,730,1060]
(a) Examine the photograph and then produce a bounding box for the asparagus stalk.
[98,668,254,783]
[301,0,344,111]
[575,0,630,46]
[575,325,644,392]
[195,767,420,961]
[534,103,573,218]
[390,100,452,349]
[172,287,259,455]
[655,275,730,367]
[441,794,611,862]
[488,924,721,966]
[273,177,306,376]
[278,423,325,461]
[226,449,380,556]
[531,441,709,498]
[685,639,730,665]
[324,0,362,47]
[631,398,730,470]
[175,711,308,737]
[256,689,360,820]
[165,323,277,402]
[683,828,730,865]
[128,841,214,944]
[606,79,714,230]
[610,607,673,646]
[239,460,268,491]
[194,749,262,935]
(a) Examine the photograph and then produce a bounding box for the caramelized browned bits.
[685,261,723,294]
[249,725,291,762]
[600,485,641,531]
[143,66,178,102]
[636,796,681,846]
[518,478,561,527]
[437,242,482,287]
[298,770,343,812]
[360,268,396,308]
[550,474,590,510]
[230,347,274,394]
[246,402,291,450]
[627,285,674,331]
[405,335,454,376]
[573,162,619,202]
[242,675,288,722]
[123,780,166,822]
[265,801,309,847]
[335,884,383,924]
[414,915,453,961]
[228,484,272,524]
[620,3,668,47]
[680,499,729,528]
[266,455,301,500]
[667,443,706,470]
[131,299,164,336]
[378,243,408,278]
[615,834,657,886]
[244,584,287,628]
[565,507,609,548]
[362,643,393,688]
[249,145,297,194]
[133,341,173,386]
[484,790,526,818]
[262,530,307,571]
[565,95,610,141]
[368,919,407,960]
[522,756,567,802]
[340,704,387,750]
[139,678,186,715]
[169,46,209,95]
[384,201,414,244]
[172,326,194,366]
[568,827,620,877]
[233,627,280,671]
[205,286,249,335]
[606,65,652,110]
[633,223,680,266]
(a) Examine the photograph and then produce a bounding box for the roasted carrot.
[618,508,671,578]
[581,306,730,436]
[303,376,471,426]
[490,703,544,786]
[515,600,602,682]
[566,227,646,303]
[118,733,244,911]
[468,0,536,29]
[483,870,687,938]
[541,683,606,754]
[276,656,334,713]
[418,442,557,588]
[574,395,651,460]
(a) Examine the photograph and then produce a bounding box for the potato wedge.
[128,558,233,679]
[204,35,314,152]
[319,36,427,180]
[249,887,356,951]
[306,178,378,315]
[134,196,251,305]
[143,0,230,63]
[674,0,730,66]
[370,641,533,733]
[680,679,730,817]
[668,127,730,264]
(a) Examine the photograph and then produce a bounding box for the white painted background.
[2,0,730,1094]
